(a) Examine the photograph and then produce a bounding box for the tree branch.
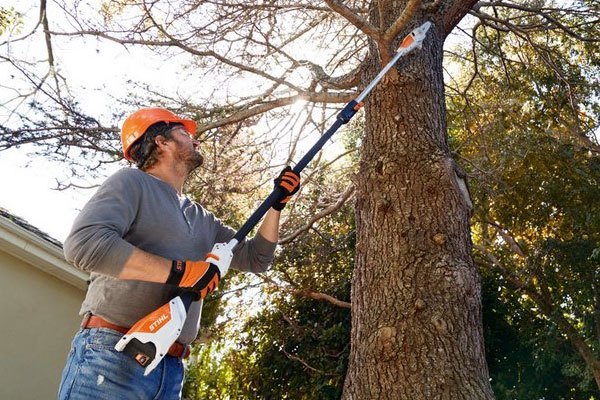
[301,60,364,90]
[195,91,354,133]
[483,220,526,257]
[292,288,351,309]
[48,29,305,93]
[476,1,600,42]
[258,274,351,309]
[438,0,480,38]
[281,348,337,375]
[383,0,423,44]
[323,0,380,39]
[280,183,355,244]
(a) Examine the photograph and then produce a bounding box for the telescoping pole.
[115,21,433,376]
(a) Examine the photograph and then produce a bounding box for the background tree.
[445,3,600,394]
[1,0,598,398]
[0,7,22,35]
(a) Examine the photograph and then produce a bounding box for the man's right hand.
[167,242,233,300]
[168,260,220,300]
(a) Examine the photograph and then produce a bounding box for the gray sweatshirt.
[63,168,276,343]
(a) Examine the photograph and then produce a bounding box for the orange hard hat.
[120,107,197,160]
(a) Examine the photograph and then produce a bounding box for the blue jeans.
[58,328,184,399]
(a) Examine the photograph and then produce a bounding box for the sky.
[0,147,103,241]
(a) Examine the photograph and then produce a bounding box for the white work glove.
[206,242,233,279]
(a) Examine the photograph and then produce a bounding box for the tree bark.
[342,20,495,399]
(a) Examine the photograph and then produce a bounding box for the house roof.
[0,207,88,290]
[0,208,63,248]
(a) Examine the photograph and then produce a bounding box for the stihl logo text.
[150,314,169,331]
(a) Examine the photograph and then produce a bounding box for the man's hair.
[128,122,183,170]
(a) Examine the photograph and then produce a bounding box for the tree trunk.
[342,22,495,399]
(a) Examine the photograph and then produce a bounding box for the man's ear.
[154,135,170,149]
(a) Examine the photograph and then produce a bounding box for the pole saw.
[115,21,432,375]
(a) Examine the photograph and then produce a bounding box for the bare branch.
[476,1,600,42]
[40,0,54,66]
[383,0,423,44]
[483,221,526,258]
[281,348,337,375]
[438,0,480,37]
[291,288,351,309]
[280,183,355,244]
[258,274,351,309]
[196,91,354,133]
[323,0,380,39]
[48,29,306,93]
[301,60,364,90]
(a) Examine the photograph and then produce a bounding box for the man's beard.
[175,141,203,173]
[184,150,204,173]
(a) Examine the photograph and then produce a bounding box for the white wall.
[0,251,85,399]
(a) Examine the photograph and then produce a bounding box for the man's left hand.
[272,166,300,211]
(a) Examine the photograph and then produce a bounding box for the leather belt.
[81,313,190,359]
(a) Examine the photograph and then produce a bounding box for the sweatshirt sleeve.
[213,219,277,274]
[63,169,138,277]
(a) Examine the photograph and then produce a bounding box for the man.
[58,107,300,399]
